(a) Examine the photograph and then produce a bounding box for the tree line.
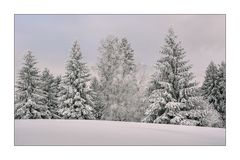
[15,28,226,128]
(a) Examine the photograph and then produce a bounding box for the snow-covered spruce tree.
[15,51,50,119]
[201,61,226,126]
[201,62,219,105]
[142,28,208,126]
[58,41,95,119]
[97,36,141,121]
[217,62,226,123]
[40,68,60,119]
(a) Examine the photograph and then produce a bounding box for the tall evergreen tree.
[142,29,207,126]
[40,68,60,118]
[217,62,226,122]
[202,61,226,125]
[201,62,219,105]
[58,41,95,119]
[15,51,50,119]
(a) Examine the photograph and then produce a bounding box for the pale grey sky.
[15,15,225,84]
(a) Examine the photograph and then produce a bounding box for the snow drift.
[15,120,225,145]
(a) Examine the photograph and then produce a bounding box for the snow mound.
[15,120,225,145]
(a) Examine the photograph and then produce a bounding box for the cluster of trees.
[15,39,146,121]
[15,28,226,128]
[142,29,225,128]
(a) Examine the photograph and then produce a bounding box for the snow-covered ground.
[15,120,225,145]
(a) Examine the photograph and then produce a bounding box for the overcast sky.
[15,15,225,84]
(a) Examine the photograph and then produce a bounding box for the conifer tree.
[58,41,95,119]
[217,62,226,122]
[202,61,226,126]
[15,51,50,119]
[40,68,60,118]
[201,62,219,105]
[142,29,207,126]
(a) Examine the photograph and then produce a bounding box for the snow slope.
[15,120,225,145]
